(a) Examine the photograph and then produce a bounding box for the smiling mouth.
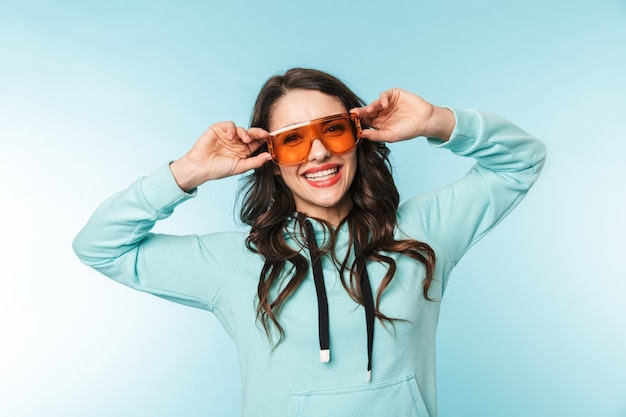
[303,166,340,181]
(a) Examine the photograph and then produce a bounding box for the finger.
[358,128,386,142]
[247,137,268,154]
[380,88,406,112]
[366,100,383,115]
[247,127,269,140]
[236,126,254,143]
[378,90,391,110]
[350,102,381,125]
[238,126,270,144]
[359,126,400,143]
[349,107,366,121]
[218,121,238,140]
[236,151,272,173]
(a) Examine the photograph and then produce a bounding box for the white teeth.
[303,167,339,181]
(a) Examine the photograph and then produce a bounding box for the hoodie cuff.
[427,108,483,152]
[140,163,197,212]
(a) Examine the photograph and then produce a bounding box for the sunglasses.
[267,113,362,165]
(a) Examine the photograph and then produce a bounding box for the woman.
[73,68,546,417]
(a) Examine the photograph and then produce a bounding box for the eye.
[282,133,304,145]
[323,122,347,135]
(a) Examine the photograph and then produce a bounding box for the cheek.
[277,165,299,180]
[345,152,358,178]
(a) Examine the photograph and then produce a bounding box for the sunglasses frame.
[267,112,363,165]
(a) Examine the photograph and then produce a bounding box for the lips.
[303,166,339,181]
[302,164,343,187]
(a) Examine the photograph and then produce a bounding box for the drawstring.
[354,238,375,382]
[304,220,330,363]
[304,220,376,382]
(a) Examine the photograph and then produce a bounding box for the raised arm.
[350,88,456,143]
[398,107,546,282]
[73,122,272,309]
[352,88,546,290]
[170,122,271,191]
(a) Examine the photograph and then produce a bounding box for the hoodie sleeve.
[72,164,236,311]
[397,108,546,290]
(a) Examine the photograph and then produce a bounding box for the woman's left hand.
[350,88,455,143]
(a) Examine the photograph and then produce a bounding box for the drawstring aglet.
[320,349,330,363]
[367,370,372,382]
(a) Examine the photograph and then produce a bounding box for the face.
[269,90,358,225]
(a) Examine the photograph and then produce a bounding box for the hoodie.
[73,108,546,417]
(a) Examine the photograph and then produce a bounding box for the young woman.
[73,68,546,417]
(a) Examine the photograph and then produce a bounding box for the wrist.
[424,106,455,142]
[169,156,206,192]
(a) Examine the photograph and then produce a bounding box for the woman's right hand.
[169,122,272,192]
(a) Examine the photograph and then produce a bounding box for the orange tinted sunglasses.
[267,113,362,165]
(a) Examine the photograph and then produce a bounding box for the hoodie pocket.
[288,373,430,417]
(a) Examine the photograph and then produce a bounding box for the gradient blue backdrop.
[2,1,625,416]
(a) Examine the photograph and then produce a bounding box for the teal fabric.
[73,108,546,417]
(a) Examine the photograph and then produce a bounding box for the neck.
[297,197,352,227]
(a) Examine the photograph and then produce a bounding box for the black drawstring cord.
[354,237,375,382]
[304,220,330,362]
[304,219,375,381]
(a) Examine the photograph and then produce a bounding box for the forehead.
[269,90,346,131]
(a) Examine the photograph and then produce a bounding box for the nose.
[308,138,331,161]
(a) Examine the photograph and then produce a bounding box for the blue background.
[1,1,625,416]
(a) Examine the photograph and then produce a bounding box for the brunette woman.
[74,68,546,417]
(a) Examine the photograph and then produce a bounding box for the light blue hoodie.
[73,108,546,417]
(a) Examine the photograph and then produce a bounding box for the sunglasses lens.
[272,128,309,164]
[270,115,358,165]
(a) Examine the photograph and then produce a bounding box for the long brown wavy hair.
[239,68,436,341]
